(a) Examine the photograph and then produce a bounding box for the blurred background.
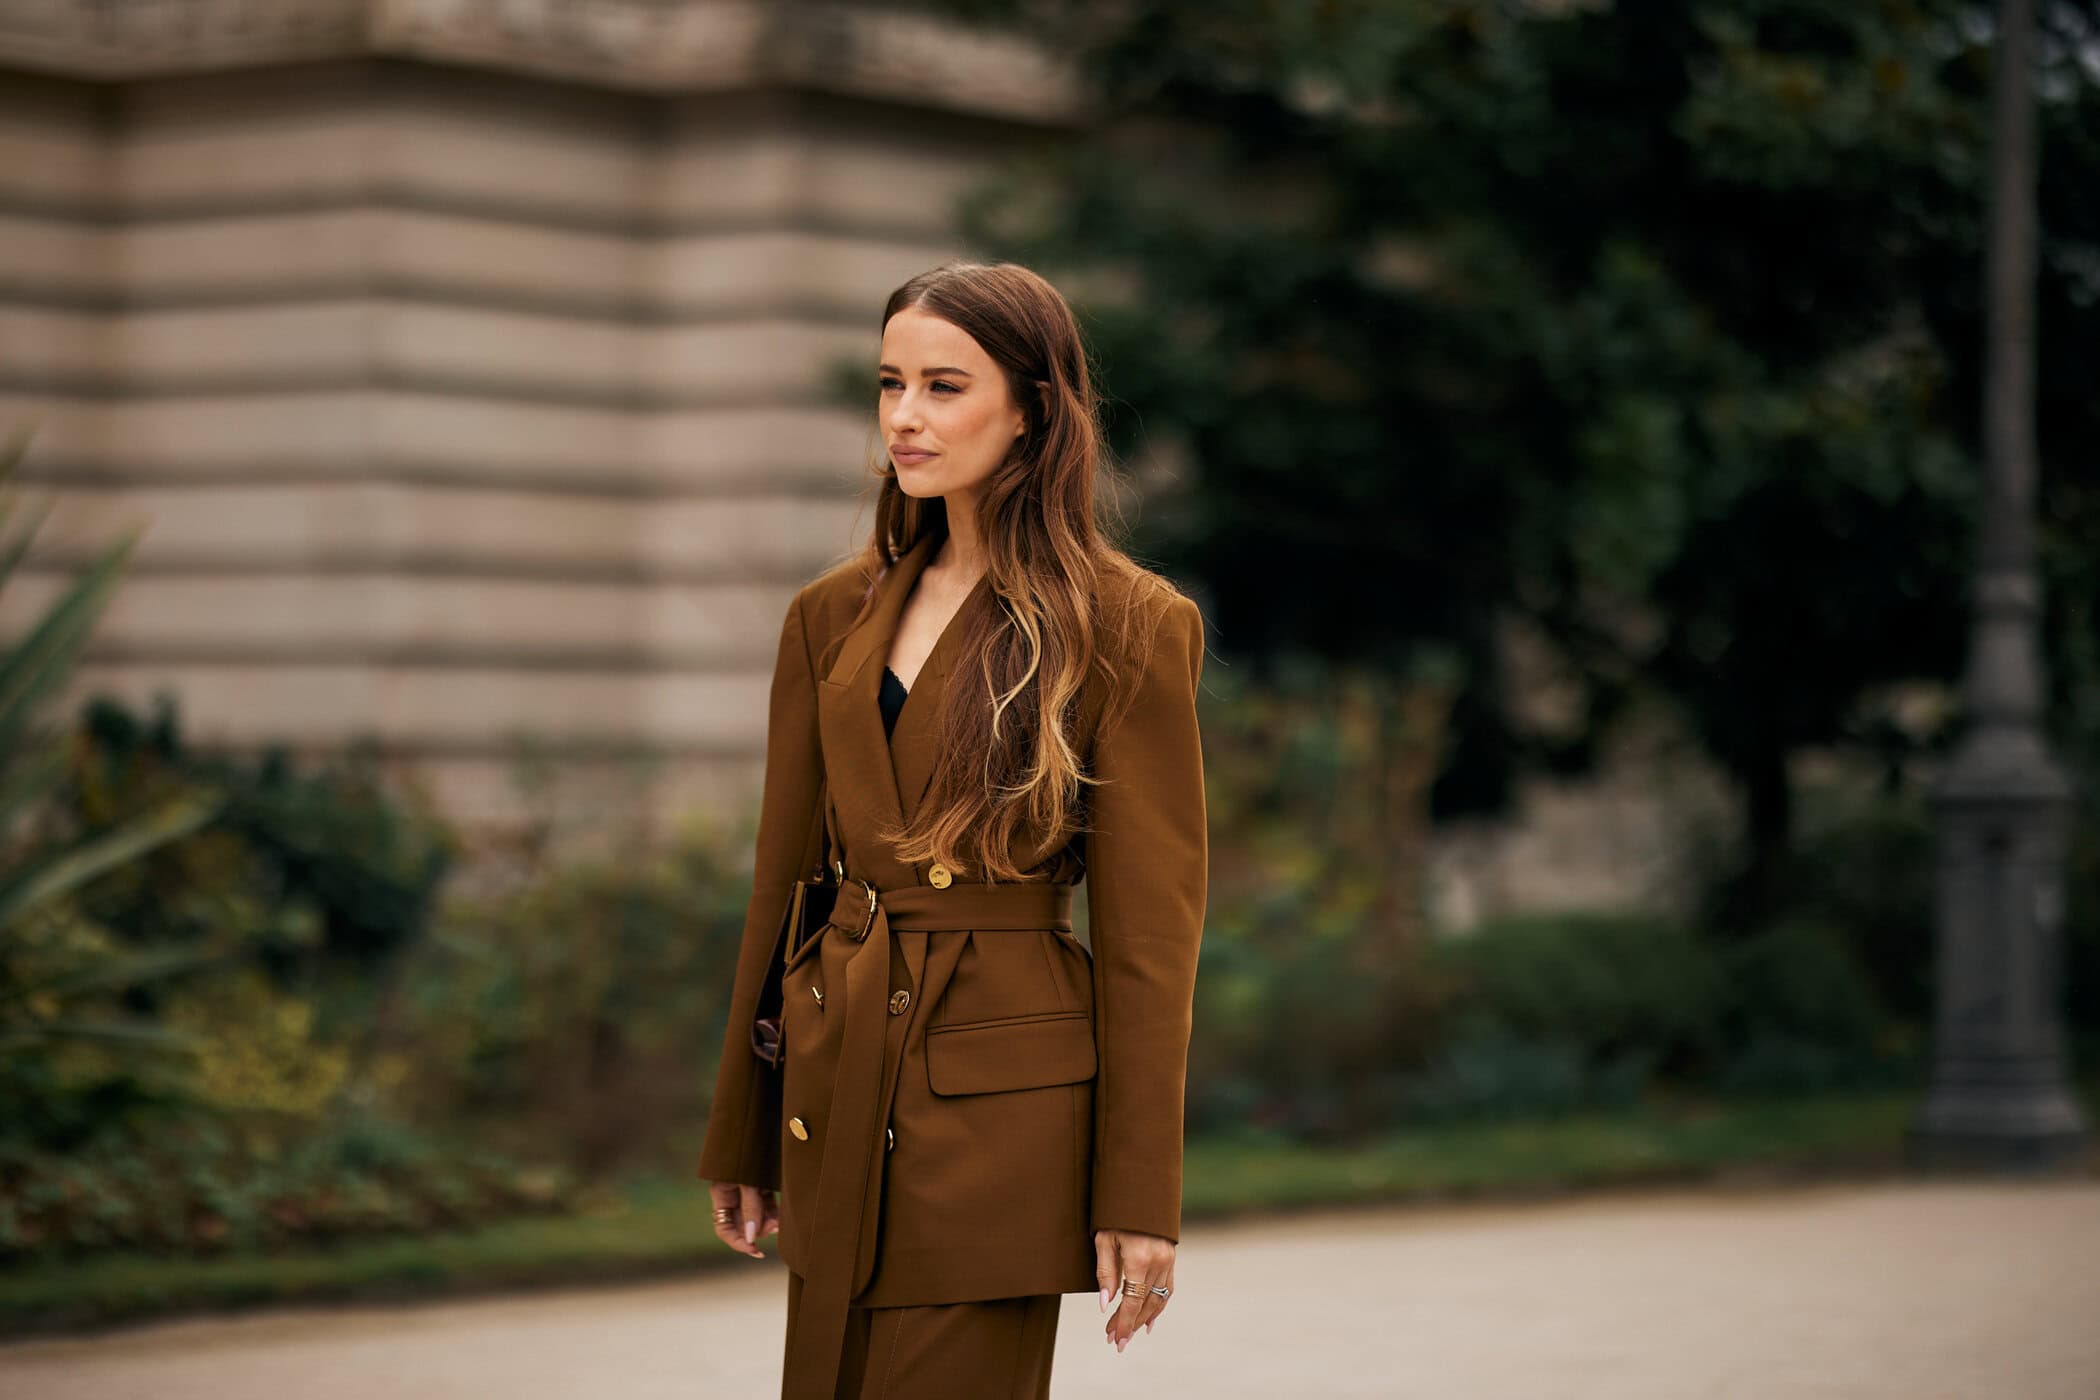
[0,0,2096,1373]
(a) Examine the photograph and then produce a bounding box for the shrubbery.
[1184,675,1969,1137]
[0,1110,573,1260]
[53,694,457,975]
[1187,901,1921,1137]
[1,695,583,1260]
[380,823,752,1178]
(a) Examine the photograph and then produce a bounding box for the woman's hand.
[1094,1227,1175,1352]
[708,1180,779,1259]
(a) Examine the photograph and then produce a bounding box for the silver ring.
[1149,1284,1170,1297]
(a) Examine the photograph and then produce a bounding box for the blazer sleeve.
[695,585,826,1189]
[1083,591,1209,1243]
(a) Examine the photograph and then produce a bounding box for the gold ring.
[712,1207,736,1223]
[1119,1278,1147,1297]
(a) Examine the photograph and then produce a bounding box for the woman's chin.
[893,469,949,499]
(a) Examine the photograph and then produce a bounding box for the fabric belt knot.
[782,878,1075,1400]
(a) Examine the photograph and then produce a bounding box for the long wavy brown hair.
[819,260,1192,883]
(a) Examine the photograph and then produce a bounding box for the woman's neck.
[936,505,987,578]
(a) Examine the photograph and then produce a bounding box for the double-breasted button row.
[810,985,905,1014]
[791,1116,893,1151]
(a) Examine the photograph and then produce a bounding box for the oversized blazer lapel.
[815,532,990,884]
[890,565,990,827]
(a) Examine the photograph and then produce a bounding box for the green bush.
[2,434,246,1163]
[1396,909,1908,1120]
[1694,775,2094,1079]
[1188,916,1450,1137]
[1717,789,1938,1026]
[1394,913,1711,1121]
[6,693,458,1163]
[1403,1016,1643,1121]
[1,552,520,1255]
[382,823,751,1177]
[1712,917,1901,1092]
[58,694,457,973]
[1184,660,1456,1137]
[0,1110,576,1261]
[1428,912,1725,1078]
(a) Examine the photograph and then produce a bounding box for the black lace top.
[879,665,909,738]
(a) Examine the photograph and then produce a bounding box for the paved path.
[4,1179,2096,1399]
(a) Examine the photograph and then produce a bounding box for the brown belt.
[783,878,1076,1400]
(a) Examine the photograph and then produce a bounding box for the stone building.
[0,0,1081,860]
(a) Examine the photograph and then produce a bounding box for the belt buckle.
[842,876,878,941]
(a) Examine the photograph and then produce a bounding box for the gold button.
[928,862,952,889]
[810,986,823,1006]
[888,989,910,1015]
[789,1116,808,1140]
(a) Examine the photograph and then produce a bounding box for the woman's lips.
[892,448,939,464]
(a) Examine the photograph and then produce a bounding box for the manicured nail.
[745,1221,757,1245]
[1099,1287,1111,1311]
[1117,1337,1127,1353]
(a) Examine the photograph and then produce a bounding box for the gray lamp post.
[1909,0,2088,1170]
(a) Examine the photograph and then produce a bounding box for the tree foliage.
[947,0,2100,890]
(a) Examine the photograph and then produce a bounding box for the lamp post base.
[1910,1056,2088,1169]
[1906,1121,2089,1173]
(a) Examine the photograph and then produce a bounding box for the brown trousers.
[783,1268,1062,1399]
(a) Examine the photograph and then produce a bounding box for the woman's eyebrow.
[877,364,976,377]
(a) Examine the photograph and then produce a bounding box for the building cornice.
[0,0,1081,123]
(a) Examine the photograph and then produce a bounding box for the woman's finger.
[706,1185,734,1252]
[1104,1238,1175,1348]
[1132,1269,1172,1334]
[1106,1277,1151,1349]
[739,1183,766,1254]
[1093,1231,1119,1313]
[707,1182,763,1258]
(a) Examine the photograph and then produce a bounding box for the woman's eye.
[878,376,901,391]
[932,381,960,394]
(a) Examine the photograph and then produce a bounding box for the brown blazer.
[696,529,1209,1318]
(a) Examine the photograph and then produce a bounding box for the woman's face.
[878,306,1026,501]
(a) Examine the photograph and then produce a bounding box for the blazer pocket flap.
[926,1011,1097,1096]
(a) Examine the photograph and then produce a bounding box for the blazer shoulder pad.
[794,554,881,636]
[1083,566,1205,735]
[1098,565,1203,658]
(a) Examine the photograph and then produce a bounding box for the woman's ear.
[1018,379,1050,438]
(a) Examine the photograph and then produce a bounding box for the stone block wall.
[0,2,1077,856]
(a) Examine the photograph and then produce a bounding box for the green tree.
[947,0,2100,911]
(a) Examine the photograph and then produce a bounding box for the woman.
[697,260,1209,1399]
